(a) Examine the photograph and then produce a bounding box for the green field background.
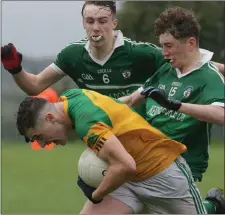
[2,141,224,214]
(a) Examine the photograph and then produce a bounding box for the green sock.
[203,200,216,214]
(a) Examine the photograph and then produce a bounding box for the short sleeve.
[83,123,114,154]
[202,83,224,106]
[51,43,82,76]
[201,64,224,106]
[50,48,69,75]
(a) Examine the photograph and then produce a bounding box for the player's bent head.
[154,7,200,47]
[16,97,48,137]
[16,97,67,148]
[81,1,116,18]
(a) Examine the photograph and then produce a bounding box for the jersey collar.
[85,30,125,66]
[176,48,214,78]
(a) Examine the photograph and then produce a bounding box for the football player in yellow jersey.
[16,88,206,214]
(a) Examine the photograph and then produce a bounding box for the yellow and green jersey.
[59,88,186,182]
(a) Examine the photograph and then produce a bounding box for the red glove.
[1,43,22,74]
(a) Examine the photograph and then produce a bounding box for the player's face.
[25,114,68,148]
[83,4,118,48]
[159,33,195,69]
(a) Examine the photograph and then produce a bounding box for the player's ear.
[83,19,86,29]
[112,18,118,30]
[82,16,88,30]
[45,113,55,124]
[186,37,196,51]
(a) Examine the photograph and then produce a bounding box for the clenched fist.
[1,43,22,74]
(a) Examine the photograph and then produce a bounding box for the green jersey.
[50,30,165,117]
[142,49,224,180]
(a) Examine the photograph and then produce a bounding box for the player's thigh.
[132,156,206,214]
[80,195,134,214]
[147,196,198,214]
[148,156,206,214]
[109,183,145,214]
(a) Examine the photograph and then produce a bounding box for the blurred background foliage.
[117,1,224,62]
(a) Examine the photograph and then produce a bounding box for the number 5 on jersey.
[168,87,178,97]
[103,74,110,84]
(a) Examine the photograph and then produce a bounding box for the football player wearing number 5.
[119,7,225,214]
[1,1,224,119]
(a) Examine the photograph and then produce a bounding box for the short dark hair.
[154,7,201,42]
[81,1,116,17]
[16,97,48,136]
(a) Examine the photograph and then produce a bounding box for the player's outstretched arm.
[92,135,136,202]
[119,90,145,107]
[142,87,224,125]
[212,62,225,76]
[13,67,62,96]
[178,103,224,125]
[1,43,62,96]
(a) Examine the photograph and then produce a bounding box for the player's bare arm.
[1,43,63,96]
[142,87,224,125]
[118,90,145,107]
[13,67,63,96]
[178,103,224,125]
[92,135,136,201]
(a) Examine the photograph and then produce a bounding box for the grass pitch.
[2,140,224,214]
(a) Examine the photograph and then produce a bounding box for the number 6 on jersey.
[103,74,110,84]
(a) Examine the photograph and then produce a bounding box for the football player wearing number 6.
[16,88,207,214]
[119,7,225,214]
[1,1,166,119]
[1,1,224,120]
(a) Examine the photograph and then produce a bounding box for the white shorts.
[109,156,207,214]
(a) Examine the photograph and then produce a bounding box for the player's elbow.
[122,159,136,178]
[18,86,41,96]
[126,165,136,178]
[27,90,41,96]
[26,87,45,96]
[30,77,48,95]
[27,82,49,96]
[14,73,45,96]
